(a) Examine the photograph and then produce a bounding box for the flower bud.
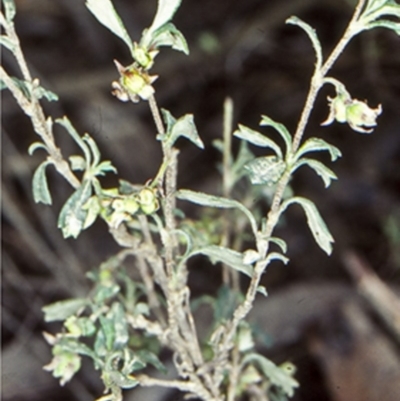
[321,82,382,134]
[139,188,159,215]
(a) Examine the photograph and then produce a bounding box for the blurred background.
[2,0,400,400]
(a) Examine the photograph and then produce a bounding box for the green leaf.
[286,16,323,70]
[269,237,288,253]
[295,137,342,162]
[99,315,115,352]
[33,85,59,102]
[149,23,189,54]
[242,353,299,397]
[2,0,16,22]
[69,155,87,171]
[234,124,283,159]
[244,156,286,186]
[257,286,268,297]
[58,180,92,239]
[94,283,120,304]
[82,196,101,229]
[148,0,182,36]
[85,0,133,52]
[56,117,91,167]
[94,161,118,176]
[32,161,53,205]
[177,189,258,235]
[0,35,15,51]
[83,134,101,167]
[57,337,97,359]
[43,298,88,322]
[280,197,334,255]
[136,350,167,374]
[105,370,139,389]
[189,245,253,278]
[231,140,255,180]
[28,142,47,155]
[292,158,338,188]
[110,302,129,349]
[259,115,292,158]
[163,110,204,149]
[264,252,289,266]
[364,20,400,34]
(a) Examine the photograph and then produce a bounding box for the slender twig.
[216,0,367,375]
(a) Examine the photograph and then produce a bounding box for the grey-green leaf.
[177,189,258,235]
[32,161,52,205]
[234,124,283,159]
[286,16,323,70]
[56,117,91,167]
[136,350,167,374]
[0,35,15,51]
[58,180,92,239]
[2,0,16,22]
[259,115,292,158]
[150,23,189,54]
[269,237,288,253]
[42,298,88,322]
[165,112,204,149]
[28,142,47,155]
[33,85,59,102]
[148,0,182,35]
[295,137,342,162]
[292,158,338,188]
[242,353,299,397]
[244,156,286,186]
[69,155,87,172]
[281,197,334,255]
[190,245,253,278]
[85,0,133,51]
[110,302,128,348]
[364,20,400,35]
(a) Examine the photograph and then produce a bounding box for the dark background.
[2,0,400,400]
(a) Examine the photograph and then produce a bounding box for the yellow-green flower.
[112,60,158,103]
[321,84,382,134]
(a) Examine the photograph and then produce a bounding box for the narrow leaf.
[58,180,92,239]
[28,142,47,155]
[0,35,15,51]
[56,117,91,167]
[136,350,167,374]
[83,134,101,168]
[244,156,286,186]
[259,115,292,158]
[33,85,59,102]
[177,189,258,235]
[280,197,334,255]
[110,302,129,348]
[234,124,283,158]
[150,23,189,54]
[190,245,253,278]
[85,0,133,51]
[292,158,338,188]
[43,298,88,322]
[32,161,52,205]
[269,237,287,253]
[364,20,400,34]
[165,113,204,149]
[242,353,299,397]
[69,155,86,172]
[148,0,182,35]
[264,252,289,266]
[286,16,323,70]
[2,0,16,22]
[295,137,342,162]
